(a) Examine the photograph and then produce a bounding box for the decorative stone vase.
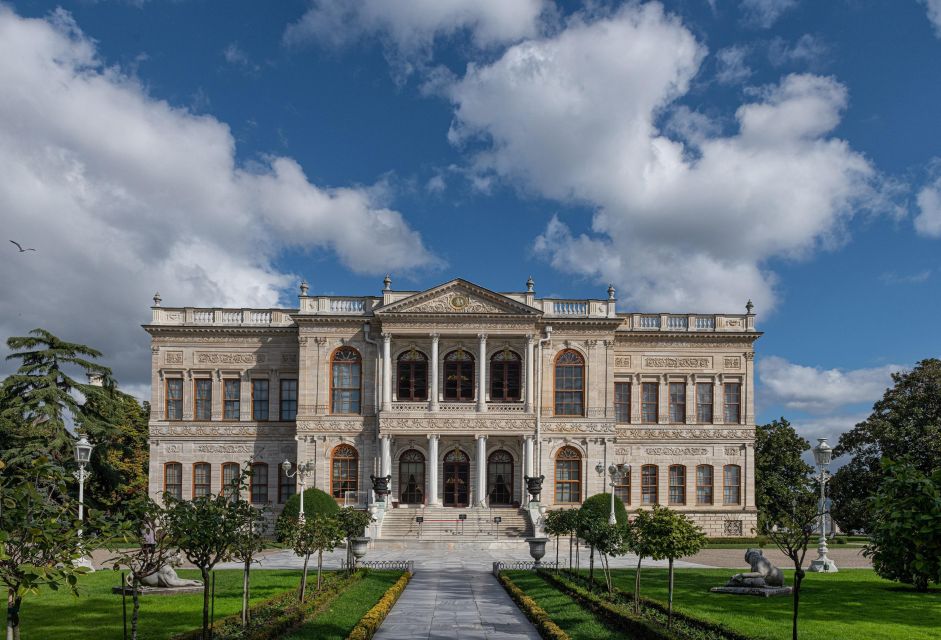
[524,475,545,503]
[370,474,392,502]
[350,537,371,561]
[526,537,549,568]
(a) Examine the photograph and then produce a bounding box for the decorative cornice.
[616,427,755,441]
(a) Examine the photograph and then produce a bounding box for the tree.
[274,488,339,541]
[229,499,267,627]
[640,506,707,629]
[578,494,627,590]
[755,418,814,524]
[628,509,657,615]
[336,508,374,574]
[0,458,97,640]
[760,487,820,640]
[864,460,941,592]
[107,498,178,640]
[543,510,567,569]
[830,359,941,531]
[164,490,243,639]
[278,514,343,601]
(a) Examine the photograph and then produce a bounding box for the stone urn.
[370,474,392,502]
[524,475,545,503]
[350,536,371,563]
[526,537,549,568]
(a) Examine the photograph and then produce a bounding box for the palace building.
[145,277,759,538]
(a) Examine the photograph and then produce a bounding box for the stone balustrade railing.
[541,298,615,318]
[299,296,380,315]
[387,401,529,413]
[150,307,294,326]
[620,313,754,332]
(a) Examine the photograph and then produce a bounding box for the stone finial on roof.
[153,291,162,307]
[746,299,754,315]
[526,276,534,293]
[383,274,392,291]
[608,284,616,300]
[299,280,309,296]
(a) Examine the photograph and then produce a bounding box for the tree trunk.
[241,560,250,627]
[634,555,643,615]
[588,546,595,592]
[201,567,211,640]
[317,550,324,590]
[300,554,310,603]
[568,534,573,573]
[555,534,560,571]
[667,557,675,630]
[131,577,141,640]
[791,569,804,640]
[7,589,18,640]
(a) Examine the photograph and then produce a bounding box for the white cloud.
[740,0,798,28]
[446,4,880,313]
[0,7,438,389]
[921,0,941,38]
[222,42,260,73]
[715,45,752,85]
[759,356,903,414]
[768,34,828,67]
[879,269,932,284]
[915,175,941,237]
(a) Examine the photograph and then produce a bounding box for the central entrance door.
[443,449,470,507]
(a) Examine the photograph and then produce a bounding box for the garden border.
[497,572,571,640]
[346,570,412,640]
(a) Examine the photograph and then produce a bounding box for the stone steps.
[379,506,532,541]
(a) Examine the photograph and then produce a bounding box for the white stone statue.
[127,554,202,589]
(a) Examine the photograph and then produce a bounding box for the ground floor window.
[164,462,182,500]
[399,449,425,504]
[554,446,582,503]
[641,464,658,505]
[331,444,359,502]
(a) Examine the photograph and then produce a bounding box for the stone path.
[373,569,541,640]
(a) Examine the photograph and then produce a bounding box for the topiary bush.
[580,492,628,526]
[276,488,339,540]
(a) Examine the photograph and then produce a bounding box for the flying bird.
[9,240,36,252]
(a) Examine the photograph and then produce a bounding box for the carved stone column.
[380,435,392,478]
[427,434,440,505]
[523,435,535,503]
[381,333,392,411]
[476,434,488,506]
[429,333,440,412]
[477,333,488,412]
[524,334,535,413]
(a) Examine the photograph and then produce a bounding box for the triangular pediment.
[377,279,541,316]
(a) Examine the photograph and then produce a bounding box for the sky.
[1,0,940,461]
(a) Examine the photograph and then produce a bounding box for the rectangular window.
[224,379,240,420]
[252,379,269,421]
[280,379,298,421]
[724,465,741,505]
[250,463,268,505]
[222,463,239,500]
[669,465,686,505]
[193,463,211,498]
[696,383,714,423]
[164,462,182,500]
[614,471,630,505]
[554,460,582,503]
[641,383,659,423]
[696,465,714,505]
[614,382,631,424]
[278,465,296,504]
[641,465,658,505]
[194,379,212,421]
[669,382,686,423]
[724,383,742,424]
[166,379,183,421]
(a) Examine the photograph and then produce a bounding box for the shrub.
[347,572,411,640]
[834,536,847,545]
[276,489,339,540]
[498,573,570,640]
[580,493,628,526]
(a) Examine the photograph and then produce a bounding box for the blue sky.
[2,0,940,455]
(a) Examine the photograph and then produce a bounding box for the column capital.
[429,332,440,341]
[525,334,535,344]
[426,433,440,441]
[474,433,488,441]
[477,333,488,341]
[381,332,392,341]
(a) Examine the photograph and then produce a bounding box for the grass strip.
[499,572,571,640]
[345,571,411,640]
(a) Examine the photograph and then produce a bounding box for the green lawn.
[284,570,403,640]
[509,568,940,640]
[18,569,299,640]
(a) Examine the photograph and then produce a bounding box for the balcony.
[299,296,380,315]
[150,307,294,327]
[621,313,755,332]
[385,401,530,415]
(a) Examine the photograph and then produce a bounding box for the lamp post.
[809,438,838,573]
[73,436,95,571]
[282,459,314,522]
[596,462,629,525]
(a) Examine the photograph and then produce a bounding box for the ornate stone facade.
[145,277,759,536]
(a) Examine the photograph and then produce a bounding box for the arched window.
[444,349,475,401]
[250,462,268,505]
[641,464,658,505]
[397,349,428,401]
[490,349,522,402]
[222,462,239,500]
[443,449,470,507]
[723,464,741,505]
[331,444,359,502]
[554,446,582,504]
[331,347,362,414]
[614,467,630,505]
[669,464,686,505]
[696,465,714,505]
[488,450,514,506]
[193,462,211,498]
[554,350,585,416]
[399,449,425,504]
[164,462,182,501]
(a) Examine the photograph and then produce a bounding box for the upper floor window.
[490,349,522,402]
[331,347,361,414]
[224,379,240,420]
[554,350,584,417]
[641,382,659,423]
[669,464,686,505]
[166,379,183,421]
[444,349,475,402]
[696,383,714,423]
[554,446,582,504]
[280,378,298,420]
[614,382,631,424]
[252,379,269,421]
[641,464,658,505]
[397,349,428,401]
[724,382,742,424]
[669,382,686,423]
[194,379,212,421]
[164,462,182,501]
[724,464,742,505]
[250,463,268,505]
[193,462,211,498]
[696,464,714,505]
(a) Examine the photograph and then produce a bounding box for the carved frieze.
[543,422,615,434]
[153,424,287,437]
[164,444,183,454]
[621,428,754,440]
[644,357,711,369]
[723,356,742,369]
[195,444,257,454]
[165,351,183,364]
[195,352,266,364]
[380,417,534,433]
[409,292,506,314]
[725,447,741,456]
[282,353,298,364]
[297,419,371,433]
[644,447,709,456]
[615,355,631,368]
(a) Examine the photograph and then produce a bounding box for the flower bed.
[498,572,571,640]
[346,571,411,640]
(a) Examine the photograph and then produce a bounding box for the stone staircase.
[378,506,532,542]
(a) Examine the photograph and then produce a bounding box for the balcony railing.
[622,313,754,332]
[387,401,528,413]
[150,307,293,327]
[300,296,379,315]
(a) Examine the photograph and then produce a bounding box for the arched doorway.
[443,449,470,507]
[487,450,514,506]
[399,449,425,504]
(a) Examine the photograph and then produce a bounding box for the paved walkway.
[373,569,540,640]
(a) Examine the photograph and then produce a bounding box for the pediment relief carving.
[378,280,539,316]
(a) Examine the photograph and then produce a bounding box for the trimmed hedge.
[277,488,340,539]
[346,572,411,640]
[498,573,571,640]
[171,572,359,640]
[581,493,628,526]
